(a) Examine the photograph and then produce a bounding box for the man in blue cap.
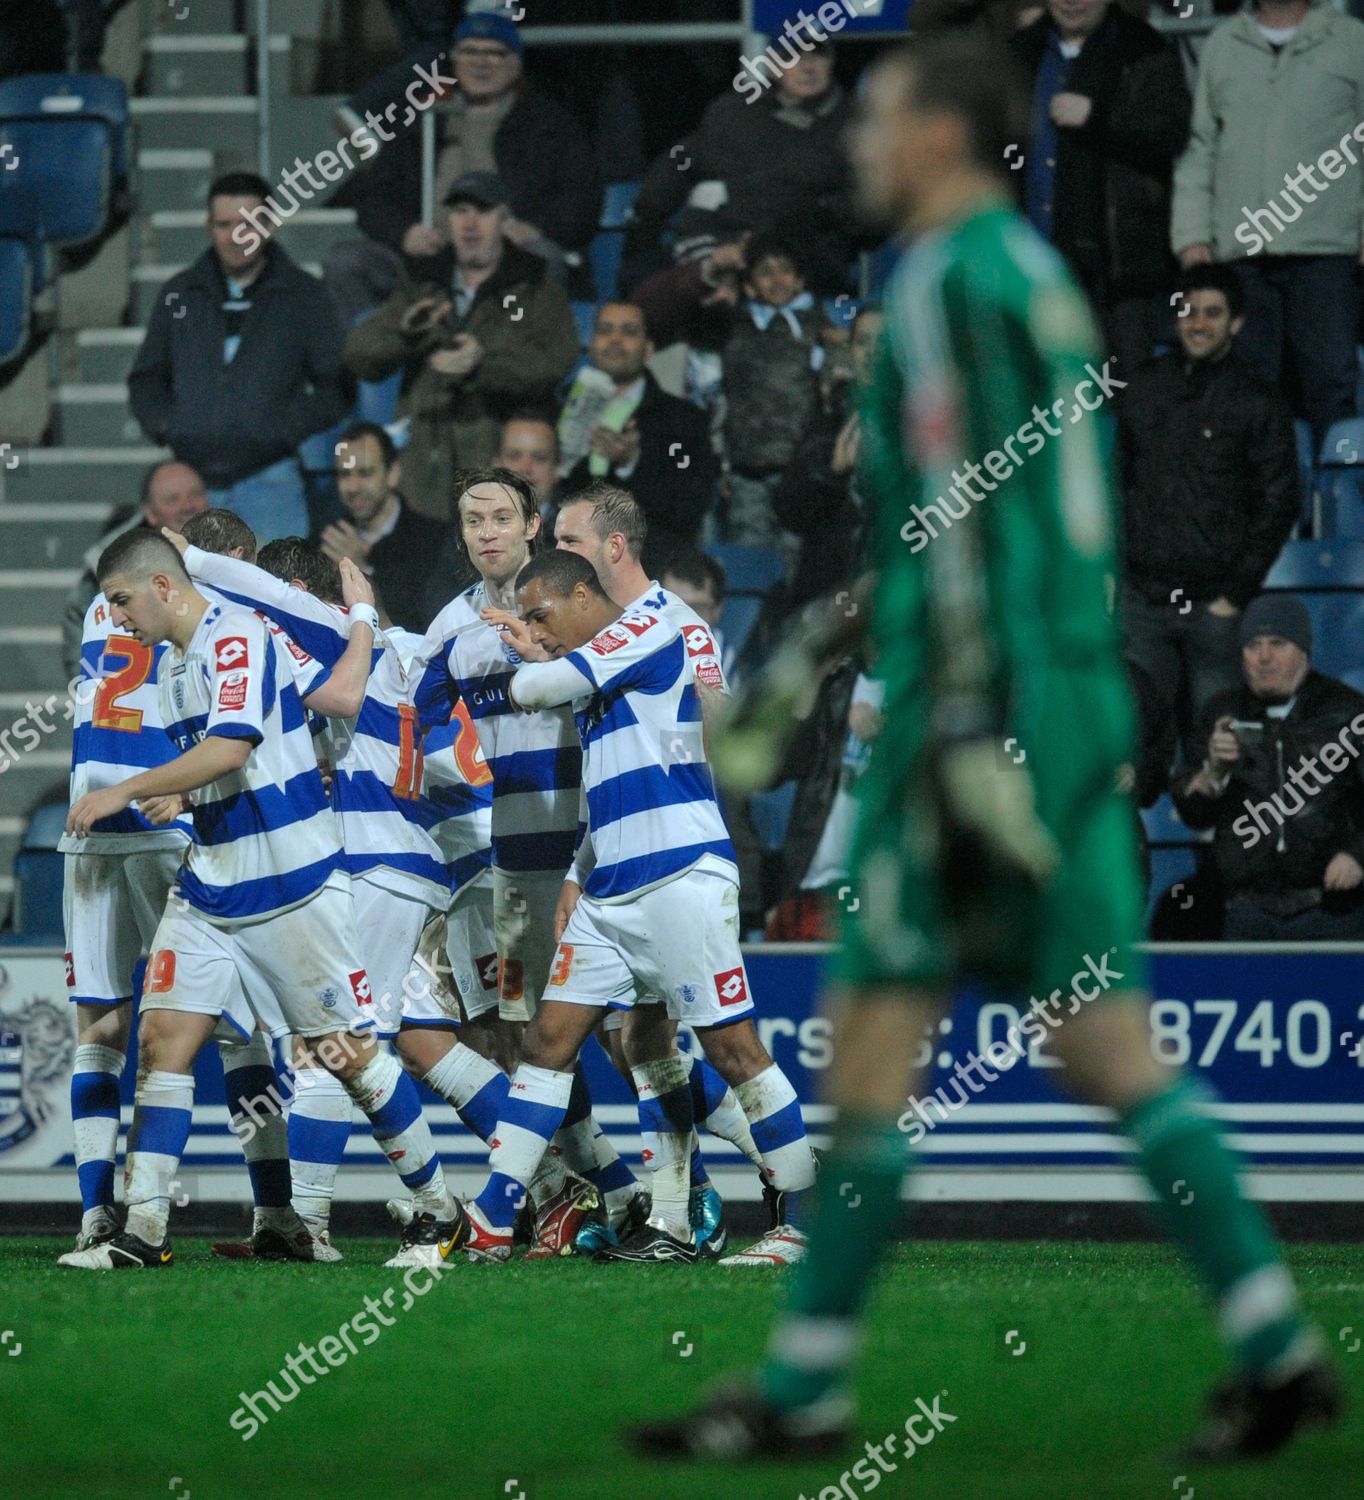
[327,9,600,326]
[1176,592,1364,940]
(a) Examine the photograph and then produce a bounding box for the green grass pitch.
[2,1237,1360,1500]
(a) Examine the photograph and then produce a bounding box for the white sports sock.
[287,1067,353,1228]
[345,1051,453,1218]
[124,1069,195,1245]
[735,1063,816,1197]
[684,1054,764,1167]
[633,1057,694,1239]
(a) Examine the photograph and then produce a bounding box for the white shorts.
[140,880,375,1041]
[443,871,499,1021]
[546,868,755,1029]
[492,866,565,1024]
[398,905,468,1030]
[63,846,185,1007]
[352,876,437,1037]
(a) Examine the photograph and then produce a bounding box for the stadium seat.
[749,780,798,853]
[0,239,33,367]
[1317,418,1364,537]
[353,368,403,428]
[570,299,598,349]
[1263,539,1364,589]
[1140,792,1204,846]
[1145,844,1198,928]
[1290,593,1364,680]
[9,801,68,941]
[716,592,763,663]
[706,543,787,597]
[1294,420,1316,533]
[0,72,129,184]
[589,180,639,302]
[0,118,111,250]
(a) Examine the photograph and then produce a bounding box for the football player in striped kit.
[57,531,467,1270]
[457,549,815,1265]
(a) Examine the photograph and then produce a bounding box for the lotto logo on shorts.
[683,625,715,658]
[217,671,248,712]
[349,970,372,1007]
[713,967,748,1007]
[214,636,249,672]
[64,952,74,988]
[475,953,499,991]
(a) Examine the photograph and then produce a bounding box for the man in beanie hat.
[1175,592,1364,940]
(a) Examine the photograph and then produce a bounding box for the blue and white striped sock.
[421,1042,508,1144]
[736,1063,816,1208]
[346,1051,452,1218]
[475,1063,573,1230]
[688,1053,763,1168]
[71,1042,124,1228]
[633,1056,694,1237]
[287,1067,353,1228]
[124,1069,194,1245]
[557,1062,638,1220]
[220,1035,291,1212]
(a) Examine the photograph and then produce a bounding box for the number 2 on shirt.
[92,634,153,733]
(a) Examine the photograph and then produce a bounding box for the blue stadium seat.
[0,118,111,249]
[706,543,786,597]
[570,299,598,348]
[0,238,33,366]
[717,593,762,662]
[1140,792,1201,845]
[1263,539,1364,589]
[0,72,129,183]
[749,780,798,853]
[10,801,69,940]
[353,368,403,428]
[1318,418,1364,537]
[1291,593,1364,680]
[589,180,639,302]
[1295,419,1316,533]
[1146,845,1198,929]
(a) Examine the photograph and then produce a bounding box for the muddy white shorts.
[140,877,376,1040]
[63,846,185,1007]
[492,866,566,1023]
[545,867,755,1029]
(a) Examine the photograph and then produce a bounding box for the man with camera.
[1174,594,1364,940]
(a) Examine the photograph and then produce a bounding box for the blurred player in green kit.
[633,32,1339,1464]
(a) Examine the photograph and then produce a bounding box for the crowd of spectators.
[83,0,1364,938]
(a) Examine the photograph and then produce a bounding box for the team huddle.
[56,473,815,1271]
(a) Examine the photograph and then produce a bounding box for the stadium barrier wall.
[1,944,1361,1203]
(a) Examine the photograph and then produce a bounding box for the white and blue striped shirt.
[159,600,342,923]
[511,609,736,902]
[410,581,582,877]
[59,592,193,854]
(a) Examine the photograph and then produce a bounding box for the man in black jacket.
[559,302,717,570]
[1119,264,1300,761]
[325,14,600,325]
[127,172,348,545]
[1174,594,1364,940]
[317,421,451,632]
[1011,0,1190,374]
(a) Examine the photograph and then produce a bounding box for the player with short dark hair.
[634,34,1339,1462]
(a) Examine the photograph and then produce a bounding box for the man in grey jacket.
[1172,0,1364,448]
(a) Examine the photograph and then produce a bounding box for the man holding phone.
[1175,594,1364,940]
[343,172,581,524]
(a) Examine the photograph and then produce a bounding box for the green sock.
[760,1112,907,1412]
[1123,1079,1313,1380]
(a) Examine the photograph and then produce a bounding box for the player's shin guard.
[1123,1078,1316,1381]
[761,1111,907,1412]
[345,1052,453,1218]
[735,1064,816,1209]
[554,1061,639,1222]
[123,1069,195,1245]
[633,1056,695,1237]
[287,1067,352,1228]
[71,1043,125,1227]
[473,1063,573,1230]
[220,1036,291,1216]
[687,1054,763,1169]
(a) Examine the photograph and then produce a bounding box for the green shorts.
[833,662,1147,1004]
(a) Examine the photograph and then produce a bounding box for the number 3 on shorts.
[548,945,573,987]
